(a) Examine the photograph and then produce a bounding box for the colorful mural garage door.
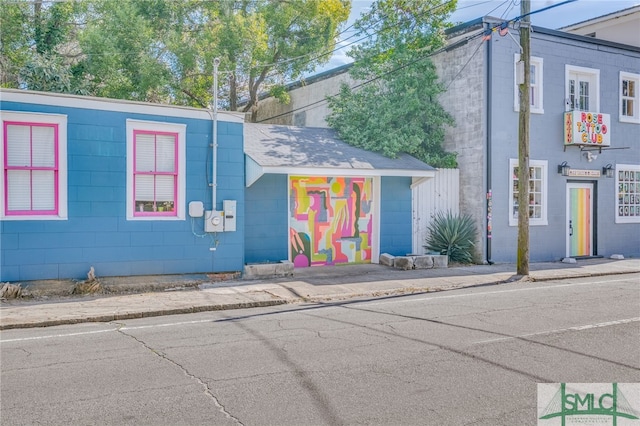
[289,176,373,267]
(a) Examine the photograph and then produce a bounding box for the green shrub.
[424,211,477,264]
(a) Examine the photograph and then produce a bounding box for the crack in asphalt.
[223,314,344,426]
[116,327,244,425]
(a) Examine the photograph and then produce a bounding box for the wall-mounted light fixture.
[602,164,614,178]
[558,161,570,176]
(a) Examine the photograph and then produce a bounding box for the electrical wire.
[485,0,512,17]
[257,28,487,123]
[255,0,585,123]
[238,0,460,84]
[444,36,485,90]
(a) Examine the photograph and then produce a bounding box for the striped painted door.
[566,183,594,257]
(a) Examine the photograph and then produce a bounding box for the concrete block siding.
[433,34,487,261]
[380,177,413,256]
[244,174,289,264]
[0,93,245,281]
[244,175,415,265]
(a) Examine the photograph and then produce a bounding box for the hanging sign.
[568,169,601,178]
[564,111,611,147]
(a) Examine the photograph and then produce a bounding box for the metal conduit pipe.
[211,58,220,210]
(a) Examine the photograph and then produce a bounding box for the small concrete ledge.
[379,253,395,267]
[393,254,448,270]
[243,261,294,280]
[414,256,434,269]
[394,256,414,270]
[432,255,448,268]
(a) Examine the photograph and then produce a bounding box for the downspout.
[485,23,494,265]
[211,58,220,209]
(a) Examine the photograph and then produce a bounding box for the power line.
[256,0,583,123]
[257,28,487,123]
[249,0,529,101]
[444,36,485,90]
[243,0,459,82]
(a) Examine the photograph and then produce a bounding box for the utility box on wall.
[223,200,237,232]
[205,210,224,233]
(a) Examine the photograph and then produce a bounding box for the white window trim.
[565,64,600,112]
[514,54,544,114]
[126,119,186,220]
[619,71,640,124]
[615,163,640,224]
[1,111,68,221]
[508,158,548,227]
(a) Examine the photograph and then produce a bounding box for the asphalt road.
[1,274,639,426]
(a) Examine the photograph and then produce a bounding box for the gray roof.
[244,123,435,174]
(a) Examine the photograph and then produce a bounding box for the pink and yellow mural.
[569,186,592,257]
[289,176,373,267]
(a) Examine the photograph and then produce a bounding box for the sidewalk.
[1,258,639,330]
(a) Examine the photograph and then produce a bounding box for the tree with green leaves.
[207,0,351,119]
[76,0,184,102]
[1,0,84,91]
[2,0,350,115]
[326,0,457,167]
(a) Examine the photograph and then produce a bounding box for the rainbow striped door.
[566,183,593,257]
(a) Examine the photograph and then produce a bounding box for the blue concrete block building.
[243,124,435,267]
[1,89,245,281]
[1,90,436,282]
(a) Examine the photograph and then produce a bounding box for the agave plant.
[424,211,477,264]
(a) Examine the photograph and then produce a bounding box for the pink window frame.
[3,121,59,216]
[132,130,179,217]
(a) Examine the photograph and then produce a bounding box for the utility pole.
[516,0,530,276]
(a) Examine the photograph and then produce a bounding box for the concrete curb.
[0,299,288,331]
[296,269,639,303]
[2,260,638,330]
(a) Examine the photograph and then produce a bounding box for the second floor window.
[514,54,544,114]
[620,71,640,123]
[566,65,600,112]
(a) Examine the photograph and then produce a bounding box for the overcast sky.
[323,0,640,69]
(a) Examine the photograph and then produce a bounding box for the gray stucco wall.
[433,34,487,262]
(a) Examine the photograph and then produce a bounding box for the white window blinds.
[4,123,56,212]
[134,132,177,212]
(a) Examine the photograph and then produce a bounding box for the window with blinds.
[3,122,58,215]
[133,130,178,216]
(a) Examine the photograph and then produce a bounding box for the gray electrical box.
[188,201,204,218]
[223,200,237,232]
[205,210,224,233]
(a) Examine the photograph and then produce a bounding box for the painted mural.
[289,176,373,267]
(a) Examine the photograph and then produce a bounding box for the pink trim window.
[3,121,59,216]
[133,130,178,217]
